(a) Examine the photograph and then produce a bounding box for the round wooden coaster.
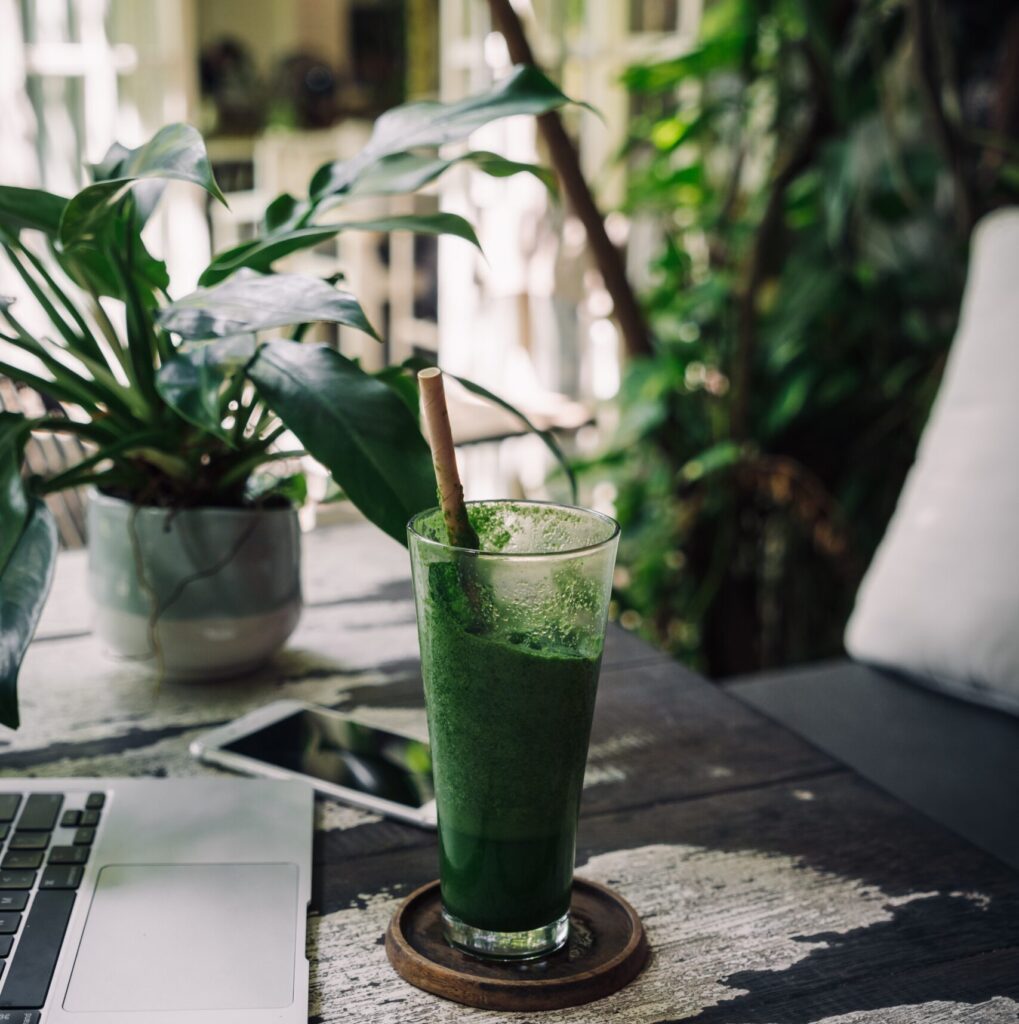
[385,877,650,1011]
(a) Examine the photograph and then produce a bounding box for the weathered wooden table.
[5,524,1019,1022]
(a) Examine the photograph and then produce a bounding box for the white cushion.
[844,207,1019,713]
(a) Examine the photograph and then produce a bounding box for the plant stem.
[37,428,167,494]
[218,447,306,489]
[14,242,102,360]
[83,289,135,382]
[486,0,653,358]
[1,307,144,425]
[32,416,119,444]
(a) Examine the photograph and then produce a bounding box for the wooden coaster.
[385,877,650,1011]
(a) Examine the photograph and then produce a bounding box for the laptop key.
[0,937,11,957]
[48,846,88,866]
[80,809,100,828]
[0,826,8,842]
[16,795,61,832]
[0,896,27,912]
[0,874,35,891]
[0,1013,40,1024]
[0,853,42,871]
[0,890,74,1008]
[59,810,81,828]
[7,835,46,852]
[0,797,20,825]
[72,828,95,847]
[0,915,19,934]
[39,865,82,891]
[84,793,105,811]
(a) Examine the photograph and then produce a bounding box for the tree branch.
[486,0,653,358]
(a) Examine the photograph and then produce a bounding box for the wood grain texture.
[6,522,1019,1023]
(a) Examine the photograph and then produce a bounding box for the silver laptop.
[0,777,313,1024]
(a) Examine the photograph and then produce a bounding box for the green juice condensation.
[420,560,602,932]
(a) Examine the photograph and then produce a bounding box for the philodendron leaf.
[247,341,435,543]
[0,413,31,573]
[310,65,578,200]
[59,124,227,248]
[0,186,67,236]
[155,335,257,438]
[328,213,481,248]
[0,499,58,729]
[159,269,379,340]
[346,150,557,198]
[199,214,479,286]
[198,227,341,287]
[90,140,167,228]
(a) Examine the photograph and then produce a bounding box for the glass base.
[442,908,570,960]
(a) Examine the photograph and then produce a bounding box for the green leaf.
[261,193,313,235]
[347,150,556,198]
[59,204,170,302]
[0,499,58,729]
[246,470,308,506]
[0,187,67,236]
[310,65,578,200]
[199,227,341,287]
[200,213,480,287]
[678,441,744,483]
[247,341,435,543]
[0,414,31,574]
[159,270,379,341]
[374,365,421,419]
[330,213,481,249]
[59,124,226,248]
[155,335,257,438]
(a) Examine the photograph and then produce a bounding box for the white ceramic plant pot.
[87,491,302,679]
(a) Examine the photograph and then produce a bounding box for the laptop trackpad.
[64,863,299,1012]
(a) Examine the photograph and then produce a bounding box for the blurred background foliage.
[590,0,1019,676]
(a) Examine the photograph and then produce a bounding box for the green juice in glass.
[409,501,618,959]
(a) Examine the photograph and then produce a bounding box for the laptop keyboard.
[0,791,106,1021]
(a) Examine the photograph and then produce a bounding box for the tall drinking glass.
[408,500,619,959]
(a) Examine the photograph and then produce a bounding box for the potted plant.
[0,65,576,728]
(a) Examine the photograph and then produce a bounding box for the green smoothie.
[409,501,618,953]
[422,567,601,930]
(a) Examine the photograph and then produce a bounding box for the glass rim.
[407,499,620,561]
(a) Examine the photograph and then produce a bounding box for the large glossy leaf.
[347,150,556,198]
[159,270,379,340]
[247,341,435,543]
[310,65,577,200]
[59,124,226,248]
[0,499,58,729]
[90,140,167,228]
[0,187,66,236]
[0,414,30,573]
[155,335,257,438]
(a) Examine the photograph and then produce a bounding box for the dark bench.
[728,660,1019,872]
